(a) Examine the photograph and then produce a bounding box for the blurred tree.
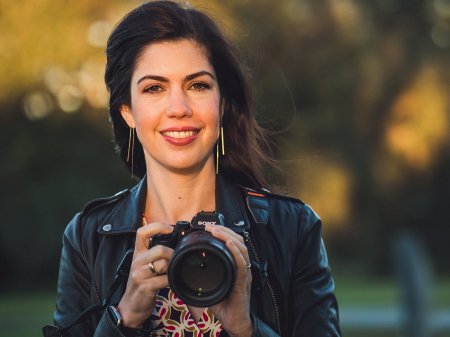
[1,0,450,289]
[228,0,450,272]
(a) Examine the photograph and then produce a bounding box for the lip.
[161,130,200,146]
[160,126,200,132]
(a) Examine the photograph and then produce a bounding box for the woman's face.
[122,39,221,173]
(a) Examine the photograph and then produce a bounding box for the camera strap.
[42,249,134,337]
[243,188,270,289]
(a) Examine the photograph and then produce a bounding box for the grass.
[334,274,450,307]
[334,275,450,337]
[0,290,56,337]
[1,276,449,337]
[335,276,398,307]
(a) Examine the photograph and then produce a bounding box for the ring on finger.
[148,262,158,274]
[246,263,251,269]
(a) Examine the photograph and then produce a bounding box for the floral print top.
[143,215,223,337]
[151,287,223,337]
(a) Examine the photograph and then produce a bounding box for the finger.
[227,240,247,270]
[135,223,174,254]
[146,258,170,276]
[209,227,250,265]
[128,267,170,295]
[134,244,174,269]
[208,226,245,248]
[147,244,174,263]
[226,240,252,287]
[205,224,244,244]
[140,274,170,295]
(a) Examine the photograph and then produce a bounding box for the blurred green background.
[1,0,450,336]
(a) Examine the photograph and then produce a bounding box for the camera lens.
[168,231,236,307]
[180,250,225,293]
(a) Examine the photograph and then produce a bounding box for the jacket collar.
[98,172,250,235]
[97,176,147,234]
[215,172,250,227]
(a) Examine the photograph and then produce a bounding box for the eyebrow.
[137,71,215,85]
[184,71,215,82]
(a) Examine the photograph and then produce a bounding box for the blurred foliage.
[1,0,450,289]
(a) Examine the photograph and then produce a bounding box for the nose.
[165,88,193,118]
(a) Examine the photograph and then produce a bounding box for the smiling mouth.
[160,130,199,138]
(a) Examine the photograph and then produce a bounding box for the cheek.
[134,113,158,138]
[132,101,158,128]
[205,102,221,128]
[207,112,221,138]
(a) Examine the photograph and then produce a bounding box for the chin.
[165,157,213,173]
[145,149,214,173]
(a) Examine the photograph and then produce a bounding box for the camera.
[149,211,237,307]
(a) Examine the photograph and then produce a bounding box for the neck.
[144,156,216,225]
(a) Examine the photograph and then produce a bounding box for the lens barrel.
[168,231,236,307]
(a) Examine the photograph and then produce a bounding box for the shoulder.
[80,189,130,217]
[245,186,307,214]
[263,188,305,207]
[63,188,131,245]
[264,189,319,220]
[261,190,323,251]
[239,185,318,227]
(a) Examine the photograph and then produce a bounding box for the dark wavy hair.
[105,0,277,189]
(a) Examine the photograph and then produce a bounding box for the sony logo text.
[197,221,217,226]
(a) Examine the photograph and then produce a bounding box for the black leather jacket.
[52,174,341,337]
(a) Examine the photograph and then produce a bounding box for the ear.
[120,105,136,128]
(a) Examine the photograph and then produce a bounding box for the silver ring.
[148,262,157,274]
[246,264,251,269]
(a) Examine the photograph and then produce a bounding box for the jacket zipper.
[245,232,281,335]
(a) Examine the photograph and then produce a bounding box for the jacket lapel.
[97,177,147,234]
[215,173,251,227]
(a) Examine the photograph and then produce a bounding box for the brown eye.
[191,82,211,91]
[144,85,162,93]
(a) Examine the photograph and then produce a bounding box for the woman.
[48,1,341,337]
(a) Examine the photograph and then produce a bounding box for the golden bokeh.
[295,156,354,232]
[385,65,450,171]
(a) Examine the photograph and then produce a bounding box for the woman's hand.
[205,224,253,337]
[117,223,174,328]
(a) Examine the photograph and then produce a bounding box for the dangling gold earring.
[216,117,225,175]
[216,141,219,175]
[127,127,135,178]
[221,126,225,155]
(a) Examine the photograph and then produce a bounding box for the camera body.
[149,211,225,250]
[149,211,238,307]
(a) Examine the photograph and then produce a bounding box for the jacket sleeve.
[289,204,341,336]
[52,214,130,337]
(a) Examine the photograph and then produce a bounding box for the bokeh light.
[23,91,53,120]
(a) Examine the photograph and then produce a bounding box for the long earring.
[216,141,219,175]
[221,126,225,155]
[216,118,225,174]
[127,127,135,178]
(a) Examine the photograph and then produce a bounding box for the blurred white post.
[394,231,432,337]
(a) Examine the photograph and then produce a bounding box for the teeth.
[161,130,198,138]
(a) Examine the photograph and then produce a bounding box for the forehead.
[132,40,215,81]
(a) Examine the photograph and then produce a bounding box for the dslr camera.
[149,211,240,307]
